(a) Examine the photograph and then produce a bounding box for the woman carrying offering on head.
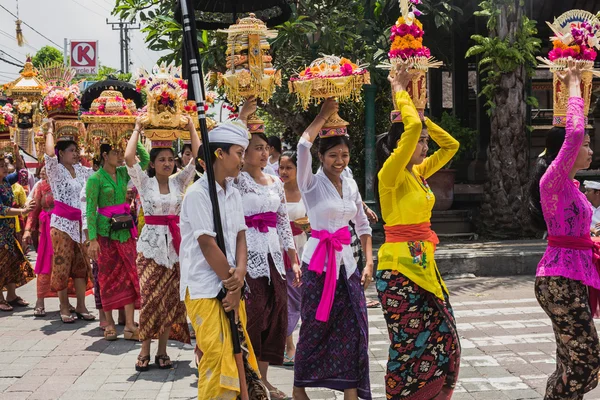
[293,98,373,400]
[125,116,199,371]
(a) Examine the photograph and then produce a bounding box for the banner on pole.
[70,41,98,74]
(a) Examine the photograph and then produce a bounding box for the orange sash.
[384,222,440,248]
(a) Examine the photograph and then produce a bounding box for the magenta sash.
[53,200,82,223]
[98,203,138,239]
[308,227,352,322]
[34,209,53,275]
[144,215,181,256]
[245,211,278,233]
[290,221,303,236]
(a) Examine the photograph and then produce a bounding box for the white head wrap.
[208,121,250,150]
[584,180,600,190]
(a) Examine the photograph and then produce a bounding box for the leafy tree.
[466,0,541,237]
[31,46,63,68]
[112,0,461,192]
[90,65,132,82]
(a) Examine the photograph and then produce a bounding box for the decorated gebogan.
[537,10,600,127]
[134,64,188,148]
[39,62,84,143]
[178,90,218,144]
[218,13,282,133]
[289,55,370,137]
[378,0,442,122]
[0,104,14,148]
[13,99,41,155]
[81,89,139,157]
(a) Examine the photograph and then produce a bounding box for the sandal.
[75,312,96,321]
[7,296,29,307]
[135,354,150,372]
[33,307,46,317]
[366,299,381,308]
[60,314,75,324]
[155,354,172,370]
[283,353,295,367]
[123,328,140,341]
[268,388,289,400]
[104,328,118,341]
[0,300,13,312]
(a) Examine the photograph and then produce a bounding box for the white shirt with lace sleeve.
[234,171,295,280]
[44,155,93,243]
[127,159,196,268]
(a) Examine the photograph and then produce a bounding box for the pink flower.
[398,24,410,36]
[548,48,561,61]
[340,63,354,75]
[583,48,597,61]
[413,9,422,16]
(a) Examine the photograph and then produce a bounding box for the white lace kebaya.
[235,171,295,280]
[44,154,94,243]
[127,160,196,269]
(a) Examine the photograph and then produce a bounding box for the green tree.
[31,46,63,68]
[112,0,460,191]
[466,0,541,237]
[90,65,132,82]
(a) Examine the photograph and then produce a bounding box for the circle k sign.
[70,41,98,74]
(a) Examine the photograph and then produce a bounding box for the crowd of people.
[1,61,600,400]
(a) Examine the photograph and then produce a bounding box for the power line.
[0,4,61,48]
[69,0,106,18]
[0,29,38,52]
[0,50,23,64]
[0,56,23,67]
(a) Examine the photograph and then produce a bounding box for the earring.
[214,150,221,159]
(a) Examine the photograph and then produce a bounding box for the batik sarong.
[294,263,371,399]
[376,269,460,400]
[246,257,288,365]
[137,254,190,344]
[535,276,600,400]
[49,228,91,292]
[96,236,140,311]
[0,242,34,289]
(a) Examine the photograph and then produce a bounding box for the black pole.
[179,0,242,355]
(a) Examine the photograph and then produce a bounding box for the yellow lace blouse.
[377,91,459,300]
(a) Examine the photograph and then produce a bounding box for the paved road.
[3,275,600,399]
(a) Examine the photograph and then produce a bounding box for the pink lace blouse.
[537,97,600,290]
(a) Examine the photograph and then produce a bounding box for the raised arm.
[378,67,423,188]
[540,61,584,196]
[300,98,338,144]
[185,116,201,158]
[125,118,142,168]
[45,120,55,157]
[415,119,460,179]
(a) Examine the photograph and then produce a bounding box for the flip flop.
[60,314,75,324]
[366,299,381,308]
[283,355,295,367]
[104,328,118,341]
[0,300,13,312]
[75,312,96,321]
[136,355,150,372]
[33,307,46,317]
[7,296,29,307]
[155,354,172,370]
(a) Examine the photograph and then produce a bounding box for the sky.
[0,0,167,83]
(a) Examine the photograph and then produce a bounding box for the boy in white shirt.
[180,118,263,399]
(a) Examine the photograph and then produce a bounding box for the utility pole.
[106,19,140,74]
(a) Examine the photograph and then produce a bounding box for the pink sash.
[53,200,82,223]
[308,227,352,322]
[34,209,53,275]
[245,211,278,233]
[98,203,138,239]
[144,215,181,256]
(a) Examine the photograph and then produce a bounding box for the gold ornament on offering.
[536,10,600,127]
[4,57,46,101]
[217,13,282,133]
[289,55,370,137]
[377,0,442,122]
[81,89,139,157]
[134,64,189,148]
